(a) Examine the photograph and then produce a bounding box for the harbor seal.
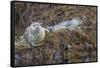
[47,17,82,32]
[23,22,49,47]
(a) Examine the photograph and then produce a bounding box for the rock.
[84,42,93,50]
[63,43,72,50]
[15,54,22,65]
[53,52,62,63]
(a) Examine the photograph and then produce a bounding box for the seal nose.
[36,26,39,29]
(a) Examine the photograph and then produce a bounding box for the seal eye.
[33,25,35,27]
